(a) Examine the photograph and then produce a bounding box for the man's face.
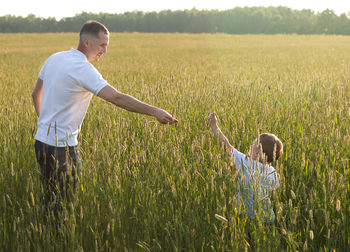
[86,31,109,62]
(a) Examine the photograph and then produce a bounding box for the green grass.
[0,33,349,251]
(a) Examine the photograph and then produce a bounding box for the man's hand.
[208,112,218,128]
[155,108,178,124]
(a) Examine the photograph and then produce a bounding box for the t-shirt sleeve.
[230,148,246,170]
[38,57,50,80]
[79,64,109,95]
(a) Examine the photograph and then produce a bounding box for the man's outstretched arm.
[208,112,234,155]
[97,84,178,124]
[32,78,43,117]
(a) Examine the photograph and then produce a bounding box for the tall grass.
[0,33,349,250]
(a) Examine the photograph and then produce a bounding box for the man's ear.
[83,37,89,47]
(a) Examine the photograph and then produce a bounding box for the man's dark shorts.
[34,140,80,203]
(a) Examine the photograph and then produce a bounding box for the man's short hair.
[79,20,109,43]
[258,133,283,163]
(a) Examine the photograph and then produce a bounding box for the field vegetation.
[0,33,349,250]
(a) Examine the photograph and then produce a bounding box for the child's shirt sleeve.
[230,148,244,170]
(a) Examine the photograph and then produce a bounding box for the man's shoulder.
[49,50,69,58]
[44,50,70,65]
[49,50,93,70]
[49,49,85,60]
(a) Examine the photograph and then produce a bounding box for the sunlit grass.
[0,33,349,250]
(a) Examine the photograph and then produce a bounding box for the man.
[32,20,177,208]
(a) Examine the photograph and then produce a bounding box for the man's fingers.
[169,118,178,124]
[166,116,178,124]
[155,109,178,124]
[158,116,177,124]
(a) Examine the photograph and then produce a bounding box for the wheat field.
[0,33,349,251]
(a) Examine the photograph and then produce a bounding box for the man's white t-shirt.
[231,148,280,222]
[35,48,108,147]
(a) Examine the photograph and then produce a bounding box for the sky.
[1,0,349,20]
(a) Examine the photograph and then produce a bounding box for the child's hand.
[208,112,218,127]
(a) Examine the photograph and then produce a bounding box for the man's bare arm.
[208,112,234,155]
[32,78,43,117]
[97,85,178,124]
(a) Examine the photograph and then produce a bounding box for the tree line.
[1,7,350,34]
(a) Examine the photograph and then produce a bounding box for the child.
[208,112,283,222]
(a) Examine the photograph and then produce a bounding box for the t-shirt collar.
[70,48,88,60]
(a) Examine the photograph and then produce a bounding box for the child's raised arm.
[208,112,234,155]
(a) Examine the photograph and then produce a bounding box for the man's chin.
[93,54,103,62]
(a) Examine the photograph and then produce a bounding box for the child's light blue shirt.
[230,148,280,222]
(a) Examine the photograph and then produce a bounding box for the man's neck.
[77,45,89,61]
